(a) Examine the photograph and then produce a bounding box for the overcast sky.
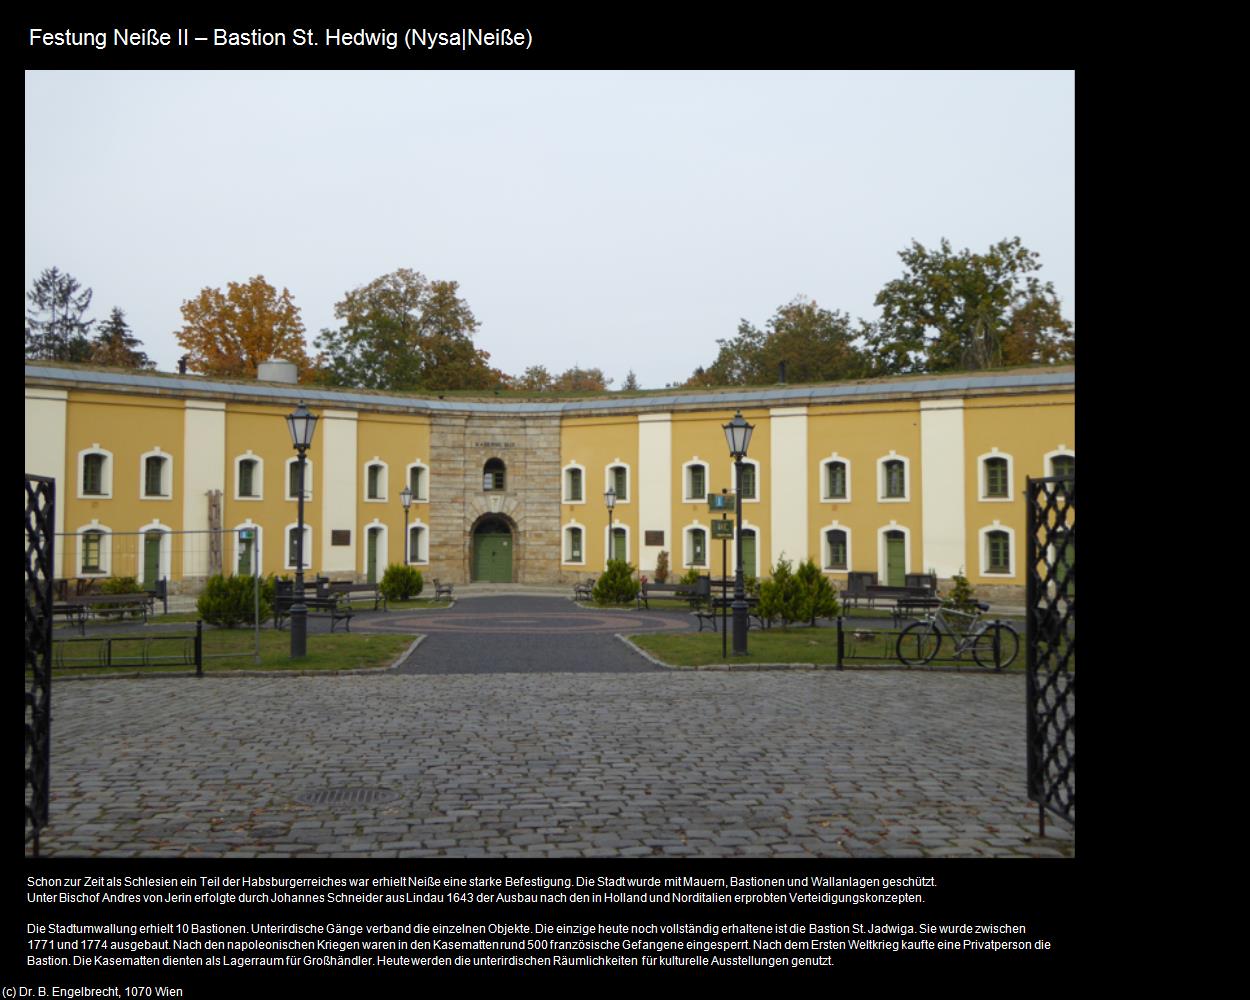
[25,70,1074,389]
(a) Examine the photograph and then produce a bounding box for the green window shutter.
[690,465,705,499]
[145,456,163,496]
[613,467,627,500]
[692,531,706,565]
[827,462,845,498]
[410,466,424,500]
[239,460,255,497]
[82,532,102,572]
[988,531,1010,573]
[83,454,104,495]
[368,465,381,499]
[986,458,1007,497]
[826,530,846,569]
[289,462,299,498]
[568,469,582,501]
[739,464,756,499]
[570,528,582,561]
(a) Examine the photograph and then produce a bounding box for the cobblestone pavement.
[32,668,1073,858]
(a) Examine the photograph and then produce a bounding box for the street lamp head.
[604,486,617,510]
[723,410,754,459]
[285,401,319,450]
[400,485,413,510]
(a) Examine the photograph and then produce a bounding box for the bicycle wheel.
[897,622,941,665]
[972,623,1019,670]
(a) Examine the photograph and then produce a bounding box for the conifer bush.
[593,559,640,605]
[196,573,274,627]
[380,564,423,601]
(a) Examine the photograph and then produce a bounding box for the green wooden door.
[473,528,512,582]
[885,531,905,587]
[739,530,756,578]
[367,528,381,584]
[143,531,161,590]
[612,527,626,562]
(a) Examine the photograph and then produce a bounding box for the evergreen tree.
[91,307,154,369]
[26,267,95,361]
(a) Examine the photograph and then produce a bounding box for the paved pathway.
[32,615,1074,856]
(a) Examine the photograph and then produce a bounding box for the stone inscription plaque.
[331,530,351,546]
[645,530,664,546]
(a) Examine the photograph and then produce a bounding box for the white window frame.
[136,520,173,581]
[877,452,911,503]
[138,448,173,500]
[407,519,430,565]
[877,522,913,582]
[1044,446,1076,479]
[604,522,631,568]
[727,458,761,503]
[234,452,264,501]
[77,445,113,499]
[232,520,263,576]
[683,458,709,502]
[284,522,313,570]
[604,460,632,504]
[820,453,852,503]
[562,520,586,566]
[821,521,852,573]
[75,520,112,577]
[285,457,314,501]
[563,462,586,505]
[978,522,1016,578]
[363,457,388,503]
[362,520,388,575]
[406,460,430,503]
[978,448,1014,503]
[683,521,709,569]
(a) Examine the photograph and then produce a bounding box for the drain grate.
[296,786,401,807]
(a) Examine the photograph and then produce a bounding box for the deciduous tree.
[175,275,312,379]
[25,267,95,362]
[315,269,501,391]
[864,237,1073,375]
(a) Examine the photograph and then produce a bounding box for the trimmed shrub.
[100,575,140,595]
[678,566,703,587]
[380,564,424,601]
[943,571,978,612]
[654,550,670,584]
[197,573,274,628]
[795,557,840,625]
[593,559,640,605]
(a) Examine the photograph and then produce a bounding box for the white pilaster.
[637,413,672,574]
[25,388,68,576]
[919,398,966,577]
[182,399,226,577]
[320,409,357,573]
[769,406,808,566]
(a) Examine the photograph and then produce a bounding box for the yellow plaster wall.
[806,401,923,583]
[559,415,639,569]
[356,412,432,570]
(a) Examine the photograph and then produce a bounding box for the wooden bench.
[433,578,454,600]
[891,596,942,626]
[696,597,768,632]
[572,578,596,601]
[59,593,159,633]
[273,595,354,633]
[327,582,388,612]
[637,577,711,610]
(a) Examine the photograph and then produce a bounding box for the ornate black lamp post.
[723,410,754,655]
[285,401,319,658]
[604,486,617,563]
[400,485,413,563]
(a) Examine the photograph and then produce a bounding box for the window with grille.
[985,457,1008,498]
[884,460,905,499]
[566,468,583,502]
[239,459,258,497]
[826,530,847,570]
[484,459,506,491]
[82,531,103,573]
[1051,455,1074,479]
[825,461,846,499]
[144,456,166,496]
[83,454,105,496]
[987,530,1010,573]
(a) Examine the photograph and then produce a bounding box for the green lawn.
[631,624,1030,670]
[48,627,417,676]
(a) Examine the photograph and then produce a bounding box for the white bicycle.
[896,602,1019,670]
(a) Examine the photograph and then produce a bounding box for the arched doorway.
[472,515,513,582]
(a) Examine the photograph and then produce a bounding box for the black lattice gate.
[25,474,55,855]
[1025,475,1075,836]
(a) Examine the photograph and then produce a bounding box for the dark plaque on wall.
[331,530,351,546]
[645,530,665,546]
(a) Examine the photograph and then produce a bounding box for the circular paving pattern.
[358,608,690,635]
